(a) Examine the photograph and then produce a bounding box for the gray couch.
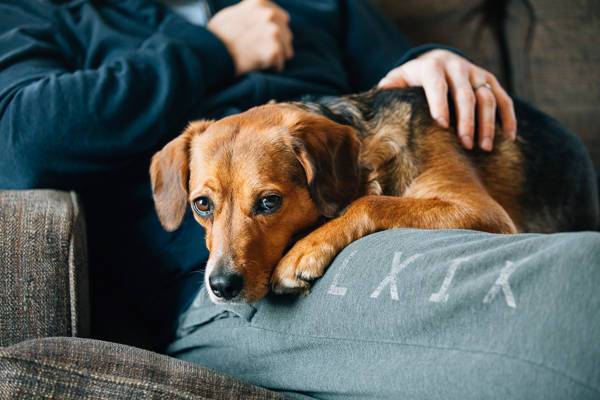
[0,190,284,399]
[1,0,598,398]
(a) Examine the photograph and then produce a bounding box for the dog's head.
[150,105,361,303]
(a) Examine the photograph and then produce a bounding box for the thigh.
[167,229,600,400]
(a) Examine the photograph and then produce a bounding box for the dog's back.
[295,88,600,233]
[510,99,599,232]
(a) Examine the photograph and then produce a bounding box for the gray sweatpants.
[167,229,600,399]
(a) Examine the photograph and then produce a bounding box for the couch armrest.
[0,337,284,399]
[0,190,89,346]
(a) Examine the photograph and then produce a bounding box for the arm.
[0,6,234,190]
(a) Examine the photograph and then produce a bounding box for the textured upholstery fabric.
[0,190,89,346]
[0,337,284,399]
[371,1,505,93]
[372,0,600,168]
[507,0,600,166]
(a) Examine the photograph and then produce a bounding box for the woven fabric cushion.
[507,0,600,167]
[0,337,284,400]
[0,190,89,346]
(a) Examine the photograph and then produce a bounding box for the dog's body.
[293,88,598,233]
[150,88,599,304]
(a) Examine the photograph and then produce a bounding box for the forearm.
[0,31,233,189]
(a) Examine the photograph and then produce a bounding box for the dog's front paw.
[271,238,338,295]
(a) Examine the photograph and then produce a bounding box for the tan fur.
[272,126,518,291]
[151,102,525,302]
[150,120,213,231]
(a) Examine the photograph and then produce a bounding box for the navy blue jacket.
[0,0,444,350]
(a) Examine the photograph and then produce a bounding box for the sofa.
[0,190,284,399]
[1,0,598,398]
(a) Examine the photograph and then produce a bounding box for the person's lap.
[167,228,600,399]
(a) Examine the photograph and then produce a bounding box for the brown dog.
[150,88,599,304]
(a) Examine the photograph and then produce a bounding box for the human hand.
[378,49,516,151]
[207,0,293,76]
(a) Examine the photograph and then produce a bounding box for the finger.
[421,61,450,128]
[473,81,497,151]
[273,49,285,71]
[487,75,517,139]
[263,38,285,72]
[377,68,409,88]
[446,62,475,149]
[268,3,291,25]
[280,24,294,60]
[268,4,293,60]
[265,23,287,71]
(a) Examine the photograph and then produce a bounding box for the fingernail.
[504,127,516,140]
[378,78,390,88]
[481,137,493,151]
[461,135,473,149]
[435,116,449,128]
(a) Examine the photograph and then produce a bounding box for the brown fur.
[150,88,593,303]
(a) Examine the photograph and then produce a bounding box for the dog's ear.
[290,115,361,218]
[150,120,212,231]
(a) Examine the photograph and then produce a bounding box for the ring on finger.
[472,82,493,92]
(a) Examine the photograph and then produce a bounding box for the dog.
[150,88,599,304]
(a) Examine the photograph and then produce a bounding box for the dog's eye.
[256,195,282,214]
[192,196,213,217]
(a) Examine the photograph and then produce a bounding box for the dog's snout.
[209,270,244,300]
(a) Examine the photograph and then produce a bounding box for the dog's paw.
[271,238,338,295]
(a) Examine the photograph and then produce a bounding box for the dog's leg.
[272,155,517,294]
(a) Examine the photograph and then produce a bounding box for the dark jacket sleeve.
[0,5,234,190]
[342,0,462,91]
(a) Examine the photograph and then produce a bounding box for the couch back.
[373,0,600,170]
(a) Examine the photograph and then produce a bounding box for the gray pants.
[167,229,600,399]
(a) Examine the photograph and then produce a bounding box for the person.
[0,0,516,349]
[1,1,598,397]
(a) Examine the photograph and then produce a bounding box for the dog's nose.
[209,270,244,300]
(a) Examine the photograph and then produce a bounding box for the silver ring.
[473,82,493,92]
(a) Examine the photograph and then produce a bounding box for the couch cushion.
[0,337,284,399]
[0,190,89,346]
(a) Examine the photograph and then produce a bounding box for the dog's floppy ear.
[290,115,361,218]
[150,120,212,231]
